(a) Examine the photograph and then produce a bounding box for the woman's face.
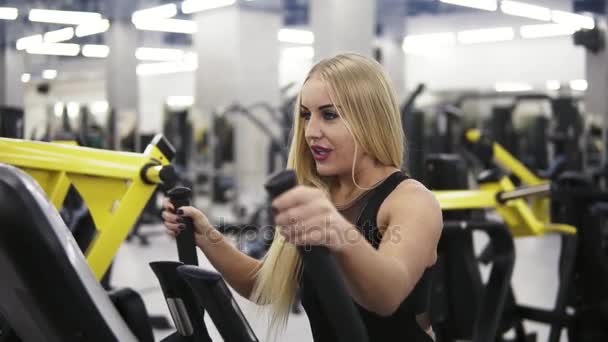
[300,76,362,177]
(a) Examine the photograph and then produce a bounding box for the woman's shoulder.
[378,177,442,228]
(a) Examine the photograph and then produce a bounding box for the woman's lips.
[311,145,332,161]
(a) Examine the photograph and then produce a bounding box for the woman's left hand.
[272,185,355,252]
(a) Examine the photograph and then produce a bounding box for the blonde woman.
[162,53,442,341]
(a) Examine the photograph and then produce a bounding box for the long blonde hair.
[250,53,405,338]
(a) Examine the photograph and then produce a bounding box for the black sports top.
[299,171,433,342]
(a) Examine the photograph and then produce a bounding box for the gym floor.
[113,223,568,342]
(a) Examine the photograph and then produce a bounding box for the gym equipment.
[0,163,151,342]
[0,106,24,139]
[0,134,176,280]
[425,155,518,342]
[264,170,368,342]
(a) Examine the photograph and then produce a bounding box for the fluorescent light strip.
[82,44,110,58]
[75,19,110,37]
[439,0,497,11]
[166,96,195,108]
[133,17,197,34]
[21,73,31,83]
[136,47,186,61]
[43,69,58,80]
[132,4,178,21]
[27,43,80,57]
[501,1,551,21]
[552,10,595,30]
[137,61,198,76]
[495,82,533,92]
[520,24,576,39]
[458,27,514,44]
[44,27,74,43]
[29,9,102,25]
[182,0,236,14]
[16,34,43,51]
[570,79,588,91]
[0,7,18,20]
[278,29,314,44]
[546,80,561,91]
[90,101,109,115]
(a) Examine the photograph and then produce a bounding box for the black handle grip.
[264,170,368,342]
[167,187,198,266]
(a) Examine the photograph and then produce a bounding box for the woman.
[162,53,442,341]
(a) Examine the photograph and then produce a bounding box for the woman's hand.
[161,198,213,239]
[272,186,356,252]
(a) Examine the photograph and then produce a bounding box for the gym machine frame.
[0,134,176,280]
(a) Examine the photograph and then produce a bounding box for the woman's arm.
[334,181,442,316]
[272,181,442,316]
[194,226,262,300]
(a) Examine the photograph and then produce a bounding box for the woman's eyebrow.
[300,104,335,110]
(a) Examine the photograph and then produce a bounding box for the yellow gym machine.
[0,135,176,280]
[433,129,576,237]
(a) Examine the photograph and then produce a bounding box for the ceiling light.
[132,4,178,21]
[29,9,102,25]
[182,0,236,14]
[26,43,80,56]
[16,34,42,51]
[0,7,18,20]
[132,17,197,34]
[439,0,497,11]
[458,27,514,44]
[44,27,75,43]
[75,19,110,37]
[501,1,551,21]
[552,10,595,30]
[21,73,31,83]
[495,82,533,92]
[82,44,110,58]
[520,24,576,39]
[43,69,58,80]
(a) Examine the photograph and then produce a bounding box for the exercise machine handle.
[264,170,369,342]
[167,187,198,266]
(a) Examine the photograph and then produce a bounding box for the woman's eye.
[323,111,338,120]
[300,111,311,121]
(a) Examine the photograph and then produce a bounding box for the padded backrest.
[0,163,137,342]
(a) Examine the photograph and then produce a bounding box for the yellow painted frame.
[0,135,173,279]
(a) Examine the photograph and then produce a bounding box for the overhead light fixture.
[29,9,102,25]
[27,43,80,57]
[439,0,497,11]
[16,34,42,51]
[552,10,595,30]
[54,102,64,117]
[67,102,80,119]
[82,44,110,58]
[402,32,456,55]
[495,82,533,92]
[75,19,110,37]
[135,47,187,61]
[43,69,58,80]
[90,101,109,115]
[520,24,576,39]
[166,96,195,108]
[136,53,198,76]
[132,17,197,34]
[546,80,561,91]
[277,28,314,44]
[132,4,178,21]
[0,7,18,20]
[500,1,551,21]
[182,0,236,14]
[570,79,588,91]
[282,46,315,59]
[21,73,31,83]
[458,27,514,44]
[44,27,75,43]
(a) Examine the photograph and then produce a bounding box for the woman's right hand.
[161,198,213,238]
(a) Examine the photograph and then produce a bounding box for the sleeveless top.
[299,171,434,342]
